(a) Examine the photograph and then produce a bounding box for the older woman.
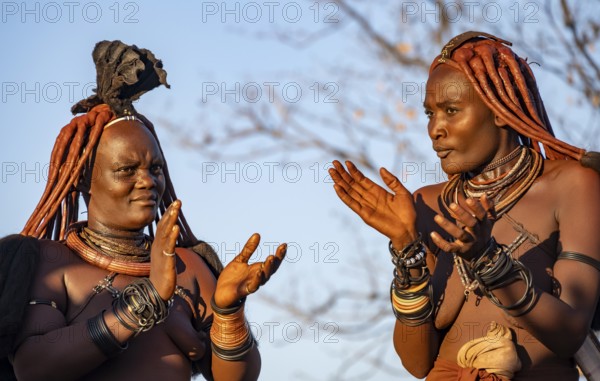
[330,31,600,380]
[4,40,286,381]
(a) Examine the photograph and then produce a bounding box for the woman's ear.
[494,114,508,128]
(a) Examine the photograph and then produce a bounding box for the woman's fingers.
[464,198,487,221]
[331,161,366,199]
[236,233,261,264]
[431,196,499,259]
[346,161,379,195]
[332,160,355,186]
[270,243,286,275]
[450,202,479,228]
[335,160,373,194]
[157,200,181,239]
[461,195,497,222]
[479,194,497,220]
[152,201,180,266]
[263,244,287,281]
[151,201,180,260]
[261,256,275,283]
[243,264,267,295]
[243,243,287,295]
[332,183,367,217]
[380,167,409,195]
[430,231,459,253]
[434,214,473,243]
[330,161,371,206]
[329,162,366,200]
[165,224,179,255]
[330,168,362,203]
[150,203,179,300]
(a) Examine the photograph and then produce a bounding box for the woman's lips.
[436,149,452,159]
[132,199,157,206]
[131,196,157,206]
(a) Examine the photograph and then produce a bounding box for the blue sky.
[1,1,598,380]
[0,2,397,380]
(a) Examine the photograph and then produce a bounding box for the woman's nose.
[135,169,157,188]
[428,117,447,141]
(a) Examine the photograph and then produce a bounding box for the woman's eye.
[151,165,163,174]
[446,108,458,115]
[424,110,433,119]
[117,167,135,175]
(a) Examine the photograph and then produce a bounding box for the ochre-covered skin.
[13,40,287,381]
[329,32,600,380]
[430,37,586,162]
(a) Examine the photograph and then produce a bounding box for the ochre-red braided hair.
[21,104,199,246]
[430,31,599,170]
[21,40,223,279]
[22,104,112,240]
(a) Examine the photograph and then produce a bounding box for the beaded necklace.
[441,147,543,218]
[441,147,544,301]
[64,224,204,329]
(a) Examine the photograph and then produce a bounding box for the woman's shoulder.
[37,239,80,267]
[414,181,448,211]
[415,181,447,196]
[541,159,600,196]
[536,160,600,233]
[175,245,219,283]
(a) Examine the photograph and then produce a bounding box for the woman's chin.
[120,214,159,232]
[441,162,463,176]
[441,158,478,176]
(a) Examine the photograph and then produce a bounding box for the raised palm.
[213,233,286,308]
[329,160,418,246]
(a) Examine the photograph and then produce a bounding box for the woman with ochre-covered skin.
[330,31,600,380]
[3,41,286,381]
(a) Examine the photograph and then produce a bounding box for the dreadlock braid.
[430,31,600,172]
[22,105,112,239]
[19,105,199,245]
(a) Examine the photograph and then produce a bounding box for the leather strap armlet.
[28,299,58,309]
[557,251,600,272]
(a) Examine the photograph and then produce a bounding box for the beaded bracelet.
[388,234,424,265]
[387,233,434,325]
[389,234,428,289]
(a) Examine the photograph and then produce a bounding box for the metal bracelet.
[87,310,128,358]
[210,295,246,315]
[211,335,255,361]
[389,233,423,264]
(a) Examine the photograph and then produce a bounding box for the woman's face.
[87,119,166,232]
[424,64,504,175]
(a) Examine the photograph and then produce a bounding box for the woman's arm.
[182,246,261,381]
[491,165,600,356]
[430,164,600,357]
[392,250,441,378]
[192,235,285,381]
[12,240,130,381]
[14,202,181,381]
[328,161,462,376]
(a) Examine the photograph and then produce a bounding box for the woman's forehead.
[96,121,162,160]
[425,65,476,104]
